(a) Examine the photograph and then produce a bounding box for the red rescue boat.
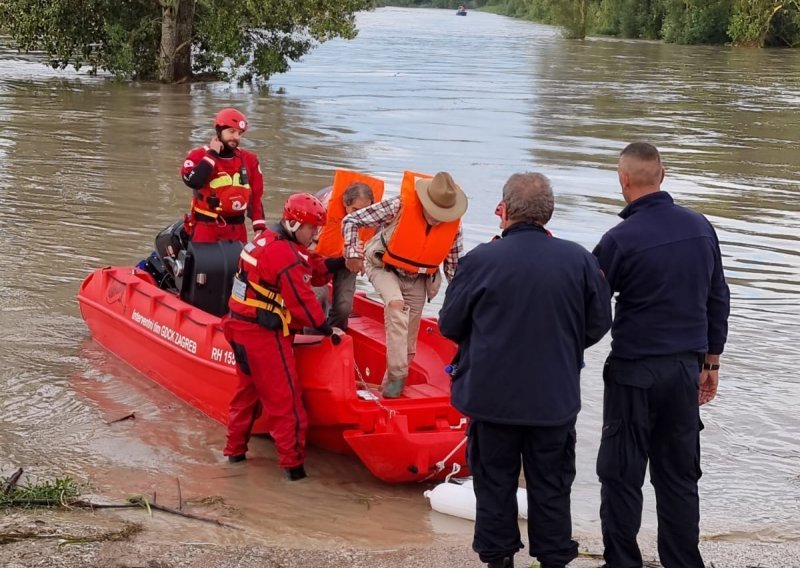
[77,266,468,483]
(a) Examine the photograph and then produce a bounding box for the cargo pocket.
[230,341,251,376]
[693,418,705,482]
[465,420,476,469]
[562,427,577,489]
[596,419,624,482]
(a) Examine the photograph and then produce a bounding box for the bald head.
[618,142,665,203]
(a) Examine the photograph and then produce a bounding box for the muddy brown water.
[1,6,799,551]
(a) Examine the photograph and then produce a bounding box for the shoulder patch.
[244,242,256,252]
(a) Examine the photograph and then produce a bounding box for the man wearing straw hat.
[342,171,467,398]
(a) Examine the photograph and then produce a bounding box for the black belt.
[230,312,258,324]
[384,265,422,279]
[195,212,246,224]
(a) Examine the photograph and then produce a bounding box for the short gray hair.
[502,173,554,226]
[342,182,374,206]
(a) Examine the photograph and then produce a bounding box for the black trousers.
[468,419,579,567]
[597,353,705,568]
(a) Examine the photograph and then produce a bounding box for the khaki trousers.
[367,263,427,383]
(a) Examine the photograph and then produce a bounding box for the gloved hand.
[324,257,346,273]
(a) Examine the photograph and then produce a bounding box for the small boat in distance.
[456,5,467,15]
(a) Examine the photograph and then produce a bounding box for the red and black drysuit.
[181,146,266,243]
[222,224,344,470]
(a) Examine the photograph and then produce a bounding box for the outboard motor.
[154,219,191,291]
[180,240,242,317]
[146,219,242,316]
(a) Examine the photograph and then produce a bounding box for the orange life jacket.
[382,171,460,276]
[314,170,385,258]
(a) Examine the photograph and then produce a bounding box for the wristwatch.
[702,363,720,371]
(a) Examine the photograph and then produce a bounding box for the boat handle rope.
[354,363,397,418]
[444,462,462,483]
[419,436,467,483]
[351,362,468,482]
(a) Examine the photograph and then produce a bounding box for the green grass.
[0,475,81,507]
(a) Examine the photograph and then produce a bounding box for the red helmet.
[215,108,248,132]
[283,193,327,226]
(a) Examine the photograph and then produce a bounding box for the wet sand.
[2,508,798,568]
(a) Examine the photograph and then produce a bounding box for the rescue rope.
[418,436,467,483]
[351,362,467,483]
[353,363,396,418]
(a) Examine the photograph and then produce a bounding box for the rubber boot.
[383,304,410,398]
[487,557,513,568]
[285,465,307,481]
[382,376,407,398]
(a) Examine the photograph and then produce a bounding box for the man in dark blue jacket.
[593,142,730,568]
[439,172,612,568]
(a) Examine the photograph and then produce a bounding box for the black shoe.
[227,454,246,463]
[286,465,307,481]
[487,557,513,568]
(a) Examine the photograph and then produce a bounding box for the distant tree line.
[381,0,800,47]
[376,0,468,7]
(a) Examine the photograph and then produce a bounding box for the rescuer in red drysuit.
[222,193,346,480]
[180,108,266,243]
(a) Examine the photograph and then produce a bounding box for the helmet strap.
[281,220,301,241]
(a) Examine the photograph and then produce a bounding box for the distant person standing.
[592,142,730,568]
[439,173,612,568]
[180,108,266,243]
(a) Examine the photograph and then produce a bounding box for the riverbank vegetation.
[0,0,375,83]
[1,471,80,508]
[382,0,800,47]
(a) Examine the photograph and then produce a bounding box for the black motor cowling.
[179,240,242,317]
[140,219,242,316]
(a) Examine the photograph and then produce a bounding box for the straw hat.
[414,172,468,222]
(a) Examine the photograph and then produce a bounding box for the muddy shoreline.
[2,508,798,568]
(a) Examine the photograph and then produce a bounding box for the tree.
[728,0,800,46]
[0,0,375,83]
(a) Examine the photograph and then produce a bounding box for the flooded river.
[1,6,799,550]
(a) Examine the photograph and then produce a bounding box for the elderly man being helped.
[342,171,467,398]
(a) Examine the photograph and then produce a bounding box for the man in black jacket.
[593,142,730,568]
[439,172,612,568]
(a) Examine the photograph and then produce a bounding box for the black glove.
[324,257,346,273]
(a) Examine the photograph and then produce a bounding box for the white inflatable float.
[424,469,528,521]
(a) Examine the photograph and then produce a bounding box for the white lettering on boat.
[130,309,198,355]
[211,346,237,366]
